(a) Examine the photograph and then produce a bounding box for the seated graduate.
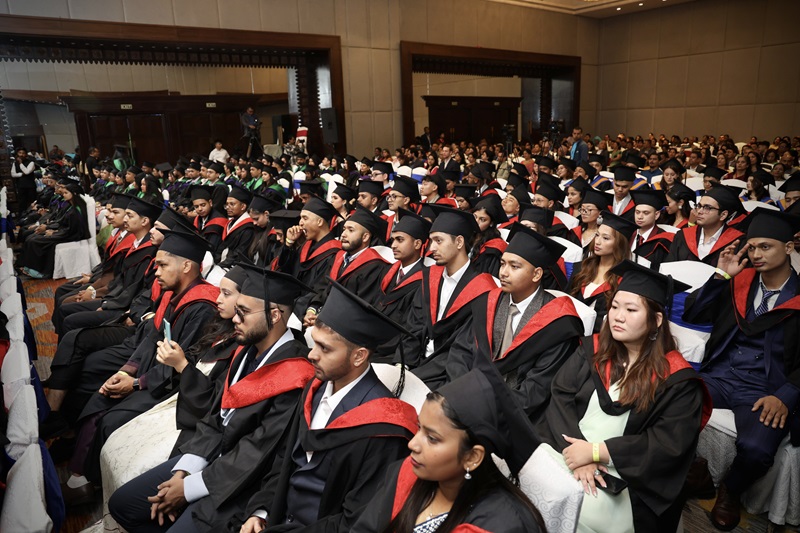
[189,184,227,258]
[531,174,570,240]
[537,261,711,533]
[352,352,546,533]
[569,187,612,254]
[630,188,674,271]
[60,230,220,505]
[516,206,569,291]
[468,194,507,278]
[239,281,418,533]
[499,183,533,228]
[384,174,422,241]
[110,265,314,532]
[682,209,800,531]
[665,184,744,267]
[247,192,286,268]
[219,183,257,268]
[568,211,636,332]
[20,180,90,279]
[401,205,496,389]
[662,182,695,229]
[446,223,583,420]
[609,166,639,223]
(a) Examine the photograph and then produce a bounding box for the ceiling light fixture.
[616,7,622,10]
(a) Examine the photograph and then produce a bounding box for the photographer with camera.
[11,147,38,217]
[240,107,261,159]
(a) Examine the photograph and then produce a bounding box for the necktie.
[396,268,405,285]
[636,234,645,248]
[496,304,520,359]
[755,285,780,317]
[339,254,352,275]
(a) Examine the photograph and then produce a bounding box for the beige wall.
[594,0,800,141]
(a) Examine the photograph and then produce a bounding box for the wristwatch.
[132,378,140,391]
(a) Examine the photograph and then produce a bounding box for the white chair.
[697,409,800,526]
[685,177,705,191]
[657,224,679,234]
[742,200,780,213]
[0,276,16,301]
[545,290,597,337]
[7,312,23,341]
[53,194,101,279]
[0,291,22,319]
[0,250,13,281]
[4,384,38,461]
[372,363,430,413]
[554,212,579,230]
[494,445,584,533]
[0,444,52,533]
[659,261,716,364]
[373,245,397,265]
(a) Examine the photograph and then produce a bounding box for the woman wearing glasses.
[568,187,612,254]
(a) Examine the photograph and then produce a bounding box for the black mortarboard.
[110,192,130,210]
[559,157,577,171]
[439,170,461,183]
[506,172,528,190]
[509,185,533,207]
[208,162,224,174]
[534,180,565,203]
[158,229,209,264]
[155,162,173,173]
[347,206,389,245]
[359,157,372,168]
[237,262,312,305]
[302,197,338,222]
[661,158,684,176]
[344,154,358,168]
[519,205,555,228]
[622,152,645,169]
[741,207,800,243]
[704,185,742,217]
[419,203,438,222]
[126,165,142,175]
[157,207,188,230]
[588,153,606,167]
[141,161,155,169]
[568,177,590,193]
[295,152,308,159]
[598,210,638,240]
[429,204,480,241]
[453,184,478,200]
[613,166,638,183]
[228,183,253,205]
[703,166,726,180]
[269,209,301,231]
[392,175,421,203]
[469,194,505,224]
[423,172,447,197]
[373,161,393,175]
[332,182,357,202]
[630,188,667,210]
[187,162,201,171]
[223,265,248,289]
[189,184,214,201]
[318,280,412,350]
[250,160,265,171]
[579,162,597,179]
[506,222,566,267]
[250,193,283,214]
[536,156,557,171]
[752,168,775,187]
[394,208,432,240]
[512,162,530,178]
[358,179,384,197]
[667,182,696,204]
[611,259,690,309]
[779,175,800,193]
[124,194,163,221]
[299,178,325,198]
[537,172,561,190]
[470,162,494,182]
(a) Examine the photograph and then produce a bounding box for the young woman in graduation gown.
[468,195,507,278]
[352,354,546,533]
[537,261,712,533]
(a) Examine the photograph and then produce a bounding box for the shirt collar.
[320,366,370,413]
[637,225,655,241]
[253,328,295,369]
[401,257,422,275]
[701,224,725,243]
[510,286,540,318]
[443,259,470,284]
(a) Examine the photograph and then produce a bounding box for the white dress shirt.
[613,195,631,216]
[437,260,470,322]
[697,225,724,260]
[632,226,654,252]
[753,273,790,312]
[509,287,540,332]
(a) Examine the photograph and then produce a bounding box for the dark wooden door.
[423,96,521,144]
[127,114,167,163]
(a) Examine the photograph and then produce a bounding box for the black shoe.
[60,480,96,507]
[710,482,741,531]
[683,456,716,500]
[39,411,70,440]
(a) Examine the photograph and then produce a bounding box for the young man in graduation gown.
[273,197,342,319]
[382,174,422,241]
[110,265,315,533]
[205,162,230,214]
[446,223,584,420]
[305,207,392,326]
[531,175,571,240]
[665,184,744,268]
[610,166,639,223]
[190,184,227,257]
[517,205,569,291]
[218,183,256,268]
[683,209,800,531]
[60,230,219,505]
[400,206,497,389]
[237,282,417,533]
[630,188,674,271]
[356,179,384,214]
[54,195,163,337]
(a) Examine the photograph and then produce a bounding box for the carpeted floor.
[20,279,800,533]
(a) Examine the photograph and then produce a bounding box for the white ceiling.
[487,0,697,18]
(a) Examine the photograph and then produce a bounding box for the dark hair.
[569,228,631,299]
[385,392,544,533]
[184,314,235,362]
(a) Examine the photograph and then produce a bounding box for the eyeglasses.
[233,306,283,320]
[695,204,720,212]
[579,207,598,215]
[387,193,407,200]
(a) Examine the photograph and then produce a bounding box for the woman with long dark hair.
[724,154,751,181]
[663,182,695,229]
[538,261,711,533]
[741,171,777,206]
[468,195,506,277]
[353,354,545,532]
[653,158,683,194]
[21,180,90,278]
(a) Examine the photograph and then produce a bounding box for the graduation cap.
[661,158,684,176]
[666,182,696,204]
[295,152,308,160]
[704,184,742,217]
[469,194,505,224]
[270,209,301,231]
[222,265,248,290]
[228,182,253,205]
[536,156,557,171]
[470,162,495,182]
[158,229,210,264]
[299,178,325,198]
[519,205,555,228]
[429,204,480,241]
[511,162,530,178]
[559,157,577,172]
[779,175,800,193]
[508,185,533,207]
[630,188,667,211]
[141,161,155,169]
[568,177,590,193]
[373,161,393,175]
[126,165,143,175]
[740,207,800,243]
[534,180,565,203]
[394,208,432,240]
[359,156,372,169]
[332,182,357,202]
[358,179,384,197]
[439,170,461,184]
[124,194,163,221]
[611,259,690,309]
[751,168,775,187]
[187,162,201,171]
[342,154,357,168]
[437,342,540,476]
[250,193,283,214]
[613,166,638,183]
[422,172,446,197]
[318,280,413,351]
[588,153,606,167]
[453,184,478,200]
[578,162,597,180]
[110,192,130,210]
[703,166,726,181]
[506,222,566,267]
[419,203,438,222]
[392,175,422,203]
[189,184,215,202]
[250,160,265,171]
[302,197,338,222]
[347,206,389,245]
[208,162,224,174]
[598,210,638,240]
[622,152,645,169]
[156,207,189,230]
[155,162,173,173]
[237,262,312,306]
[506,172,528,190]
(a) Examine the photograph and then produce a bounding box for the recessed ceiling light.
[616,7,621,10]
[639,2,644,5]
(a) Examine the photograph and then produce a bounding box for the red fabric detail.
[478,238,507,256]
[124,238,154,259]
[502,296,579,357]
[221,353,315,409]
[675,219,690,229]
[571,225,582,241]
[731,268,800,323]
[498,215,518,230]
[480,188,499,197]
[620,199,636,215]
[434,197,459,208]
[427,266,495,324]
[222,217,254,240]
[484,288,503,345]
[384,213,396,242]
[302,379,418,434]
[391,457,418,520]
[644,227,675,245]
[299,238,342,264]
[380,262,423,292]
[582,281,611,298]
[556,257,567,277]
[153,281,219,328]
[107,231,135,259]
[330,248,390,281]
[0,339,10,375]
[682,226,743,258]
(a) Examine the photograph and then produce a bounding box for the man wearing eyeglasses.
[111,265,314,532]
[383,175,422,241]
[665,185,744,267]
[369,161,394,212]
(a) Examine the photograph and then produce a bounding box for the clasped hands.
[562,435,608,497]
[147,471,188,526]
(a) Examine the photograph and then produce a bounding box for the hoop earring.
[464,467,472,480]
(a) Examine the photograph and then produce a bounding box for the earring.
[649,331,658,341]
[464,467,472,480]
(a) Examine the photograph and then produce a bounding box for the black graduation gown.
[183,339,314,531]
[664,225,743,267]
[446,289,583,420]
[402,264,497,389]
[308,247,392,310]
[567,262,613,333]
[470,237,506,278]
[374,260,424,358]
[632,226,674,271]
[22,205,89,275]
[101,236,159,312]
[241,368,416,533]
[210,181,229,215]
[542,259,569,291]
[537,338,710,533]
[194,210,226,258]
[274,233,342,317]
[351,458,542,533]
[219,218,256,268]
